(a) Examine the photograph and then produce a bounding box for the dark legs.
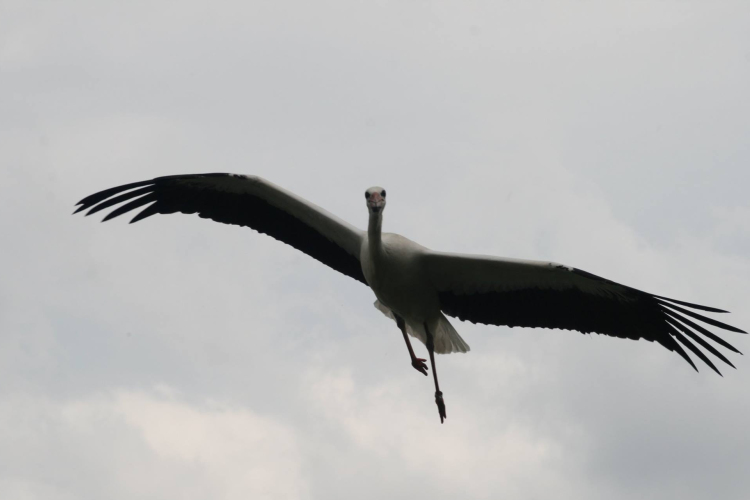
[425,322,446,424]
[394,315,446,423]
[395,314,428,376]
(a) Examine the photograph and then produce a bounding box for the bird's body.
[362,228,469,354]
[75,173,745,423]
[363,232,434,321]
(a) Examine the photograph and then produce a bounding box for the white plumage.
[75,173,745,423]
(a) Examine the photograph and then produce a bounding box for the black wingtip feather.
[666,319,736,370]
[661,309,743,355]
[658,301,746,333]
[129,203,160,223]
[75,180,155,210]
[660,333,699,373]
[670,325,723,376]
[653,295,729,313]
[101,193,158,222]
[85,186,155,217]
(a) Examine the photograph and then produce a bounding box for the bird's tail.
[434,313,471,354]
[374,301,470,354]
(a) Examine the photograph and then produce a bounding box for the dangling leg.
[395,314,428,376]
[425,322,446,424]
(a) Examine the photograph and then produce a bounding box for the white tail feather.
[374,301,470,354]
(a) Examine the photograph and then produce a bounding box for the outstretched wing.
[75,173,367,284]
[423,251,744,374]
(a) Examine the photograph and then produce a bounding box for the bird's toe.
[412,357,429,376]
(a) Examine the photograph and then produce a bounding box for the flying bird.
[75,173,745,423]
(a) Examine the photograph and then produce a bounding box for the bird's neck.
[368,212,383,255]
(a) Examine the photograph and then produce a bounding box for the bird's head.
[365,186,386,215]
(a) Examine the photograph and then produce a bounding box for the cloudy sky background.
[2,1,750,498]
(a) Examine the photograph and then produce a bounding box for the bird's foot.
[435,391,446,424]
[411,357,428,376]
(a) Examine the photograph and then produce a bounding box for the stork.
[75,173,745,423]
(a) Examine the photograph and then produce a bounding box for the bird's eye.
[380,190,386,197]
[365,192,371,199]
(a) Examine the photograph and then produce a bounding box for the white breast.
[361,233,439,323]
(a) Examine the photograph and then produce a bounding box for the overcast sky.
[2,1,750,499]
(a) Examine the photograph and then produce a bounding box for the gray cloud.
[2,1,749,499]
